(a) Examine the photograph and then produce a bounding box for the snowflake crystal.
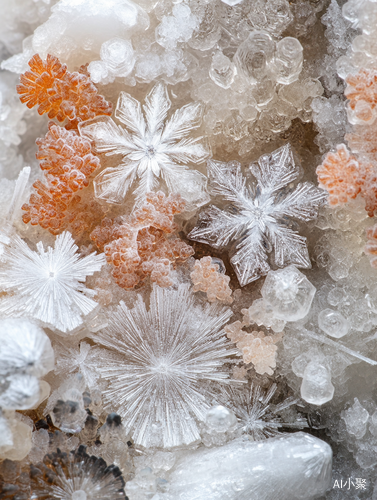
[189,144,327,286]
[54,341,100,389]
[79,82,210,209]
[89,283,236,448]
[222,383,307,440]
[0,231,105,333]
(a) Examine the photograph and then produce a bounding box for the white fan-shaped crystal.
[88,284,236,448]
[0,232,105,333]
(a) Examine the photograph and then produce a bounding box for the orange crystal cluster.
[22,123,102,234]
[190,256,233,304]
[225,316,282,376]
[90,191,194,289]
[17,54,112,130]
[316,144,365,206]
[316,144,377,217]
[345,69,377,124]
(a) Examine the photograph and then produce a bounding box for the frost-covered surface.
[2,0,377,498]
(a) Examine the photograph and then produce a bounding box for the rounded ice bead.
[205,405,237,433]
[274,37,303,85]
[261,266,316,322]
[300,362,334,405]
[209,52,236,89]
[233,31,275,83]
[318,309,349,338]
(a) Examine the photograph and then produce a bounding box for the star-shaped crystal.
[79,82,210,209]
[188,144,327,286]
[0,232,105,332]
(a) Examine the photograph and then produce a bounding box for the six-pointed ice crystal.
[79,82,210,209]
[189,144,326,286]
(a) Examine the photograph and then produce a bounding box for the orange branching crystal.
[316,144,364,206]
[90,192,194,289]
[190,256,233,304]
[316,144,377,217]
[224,316,282,376]
[365,224,377,268]
[345,69,377,124]
[22,123,102,234]
[17,54,112,129]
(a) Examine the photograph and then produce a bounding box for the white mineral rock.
[160,432,332,500]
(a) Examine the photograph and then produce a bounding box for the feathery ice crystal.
[79,82,210,208]
[54,341,100,390]
[0,232,105,333]
[223,384,306,440]
[89,284,235,448]
[189,144,326,286]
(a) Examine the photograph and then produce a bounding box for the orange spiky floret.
[316,144,365,206]
[22,123,102,234]
[90,192,194,289]
[190,256,233,304]
[345,69,377,124]
[17,54,112,130]
[316,143,377,217]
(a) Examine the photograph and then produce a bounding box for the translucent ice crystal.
[318,308,350,338]
[190,256,233,304]
[79,83,210,209]
[48,374,88,433]
[342,398,370,439]
[4,0,149,69]
[54,341,100,390]
[0,412,32,461]
[200,405,238,447]
[300,362,334,405]
[261,265,316,322]
[242,298,286,333]
[88,283,236,448]
[160,433,332,500]
[89,38,135,85]
[189,145,326,286]
[29,445,127,500]
[274,37,303,85]
[209,51,236,89]
[234,31,276,84]
[223,384,306,440]
[0,318,54,410]
[0,231,105,333]
[225,321,282,376]
[156,4,199,50]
